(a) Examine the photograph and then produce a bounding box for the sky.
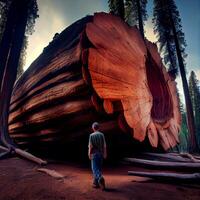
[25,0,200,101]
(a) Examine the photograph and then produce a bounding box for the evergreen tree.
[189,71,200,149]
[152,0,197,152]
[153,0,187,76]
[108,0,125,20]
[125,0,147,38]
[0,0,38,78]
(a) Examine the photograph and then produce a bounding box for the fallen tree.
[141,152,200,163]
[124,157,200,170]
[7,12,181,155]
[128,171,200,182]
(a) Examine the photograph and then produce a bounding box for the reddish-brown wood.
[8,13,181,153]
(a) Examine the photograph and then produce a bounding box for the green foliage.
[125,0,148,27]
[189,71,200,148]
[108,0,125,20]
[152,0,187,77]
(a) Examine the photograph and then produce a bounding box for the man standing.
[88,122,107,190]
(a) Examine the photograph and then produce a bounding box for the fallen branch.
[0,145,8,151]
[169,152,200,160]
[0,144,47,165]
[124,157,200,170]
[37,168,65,179]
[14,148,47,165]
[0,150,10,159]
[128,171,200,182]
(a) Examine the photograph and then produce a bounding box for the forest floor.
[0,157,200,200]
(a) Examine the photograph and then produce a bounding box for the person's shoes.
[92,179,99,188]
[98,177,105,190]
[92,183,99,188]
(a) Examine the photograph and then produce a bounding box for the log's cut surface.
[8,12,181,154]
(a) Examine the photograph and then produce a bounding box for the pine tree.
[189,71,200,149]
[152,0,186,76]
[125,0,147,38]
[108,0,125,20]
[152,0,197,152]
[0,0,38,79]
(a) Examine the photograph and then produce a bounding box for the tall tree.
[125,0,148,38]
[0,1,32,78]
[152,0,197,152]
[108,0,125,20]
[0,0,38,148]
[189,71,200,149]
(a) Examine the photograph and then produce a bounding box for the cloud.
[144,18,157,43]
[195,69,200,80]
[24,0,108,70]
[25,0,69,70]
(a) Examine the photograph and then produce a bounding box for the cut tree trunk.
[8,13,181,154]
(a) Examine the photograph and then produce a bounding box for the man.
[88,122,107,190]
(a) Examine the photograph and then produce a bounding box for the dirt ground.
[0,157,200,200]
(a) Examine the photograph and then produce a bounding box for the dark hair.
[92,122,99,130]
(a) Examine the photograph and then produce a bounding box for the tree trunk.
[135,0,145,38]
[118,0,125,20]
[0,0,28,147]
[124,157,200,170]
[169,12,197,152]
[0,0,18,89]
[142,152,200,163]
[128,171,200,182]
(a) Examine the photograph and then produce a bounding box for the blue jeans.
[91,152,103,185]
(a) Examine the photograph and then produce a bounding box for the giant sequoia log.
[8,13,181,156]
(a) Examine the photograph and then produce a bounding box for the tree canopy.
[108,0,125,20]
[0,0,38,77]
[153,0,187,77]
[125,0,148,27]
